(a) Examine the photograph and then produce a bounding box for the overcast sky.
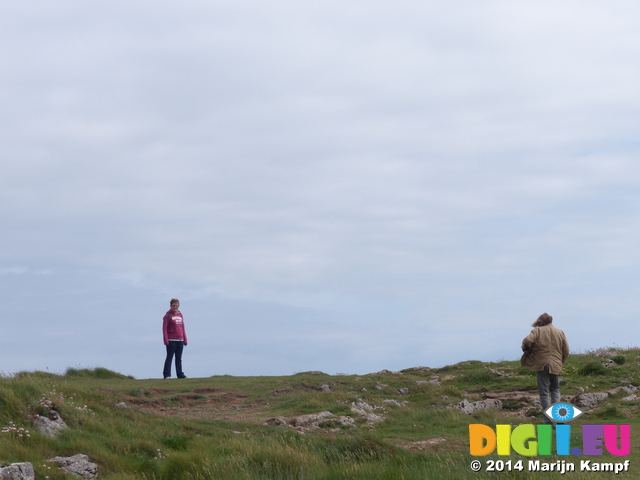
[2,1,640,378]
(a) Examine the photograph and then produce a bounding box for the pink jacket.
[162,310,188,346]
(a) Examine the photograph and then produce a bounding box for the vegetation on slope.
[1,347,639,479]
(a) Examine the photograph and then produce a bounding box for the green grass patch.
[1,348,640,478]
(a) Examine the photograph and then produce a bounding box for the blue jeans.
[163,341,185,378]
[537,365,560,423]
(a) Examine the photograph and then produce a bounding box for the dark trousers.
[163,341,185,378]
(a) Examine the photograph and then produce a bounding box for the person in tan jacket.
[521,313,570,423]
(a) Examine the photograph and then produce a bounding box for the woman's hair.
[532,312,553,327]
[170,298,180,306]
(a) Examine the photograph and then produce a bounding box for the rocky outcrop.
[453,383,637,417]
[607,386,637,396]
[0,462,34,480]
[456,398,503,414]
[289,411,334,428]
[572,392,609,409]
[48,454,97,479]
[33,410,67,438]
[350,401,385,423]
[265,411,356,432]
[569,385,639,408]
[265,399,389,432]
[382,399,408,407]
[333,416,357,428]
[484,367,506,376]
[264,417,288,427]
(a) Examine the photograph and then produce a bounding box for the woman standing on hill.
[162,298,188,379]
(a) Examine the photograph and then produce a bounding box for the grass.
[1,347,639,478]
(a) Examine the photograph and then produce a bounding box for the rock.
[289,411,334,428]
[266,412,356,430]
[572,392,609,409]
[0,462,35,480]
[48,454,98,479]
[416,379,441,386]
[333,416,357,427]
[359,411,384,423]
[264,417,288,426]
[396,388,409,395]
[456,399,503,414]
[404,366,431,372]
[353,400,375,411]
[404,438,446,451]
[351,402,384,423]
[318,384,331,392]
[382,399,406,407]
[607,386,636,396]
[621,394,638,402]
[33,410,67,438]
[374,385,384,390]
[371,369,402,375]
[114,402,127,409]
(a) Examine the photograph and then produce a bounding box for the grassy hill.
[1,347,639,479]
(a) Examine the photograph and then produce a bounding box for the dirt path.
[123,386,272,423]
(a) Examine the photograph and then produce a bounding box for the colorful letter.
[511,424,537,456]
[496,424,511,455]
[537,424,552,455]
[582,425,604,455]
[469,424,496,456]
[556,424,571,455]
[604,425,630,456]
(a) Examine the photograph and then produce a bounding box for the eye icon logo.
[544,403,583,423]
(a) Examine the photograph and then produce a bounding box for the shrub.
[612,355,626,365]
[64,367,133,379]
[578,362,607,376]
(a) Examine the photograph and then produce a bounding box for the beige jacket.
[521,324,569,374]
